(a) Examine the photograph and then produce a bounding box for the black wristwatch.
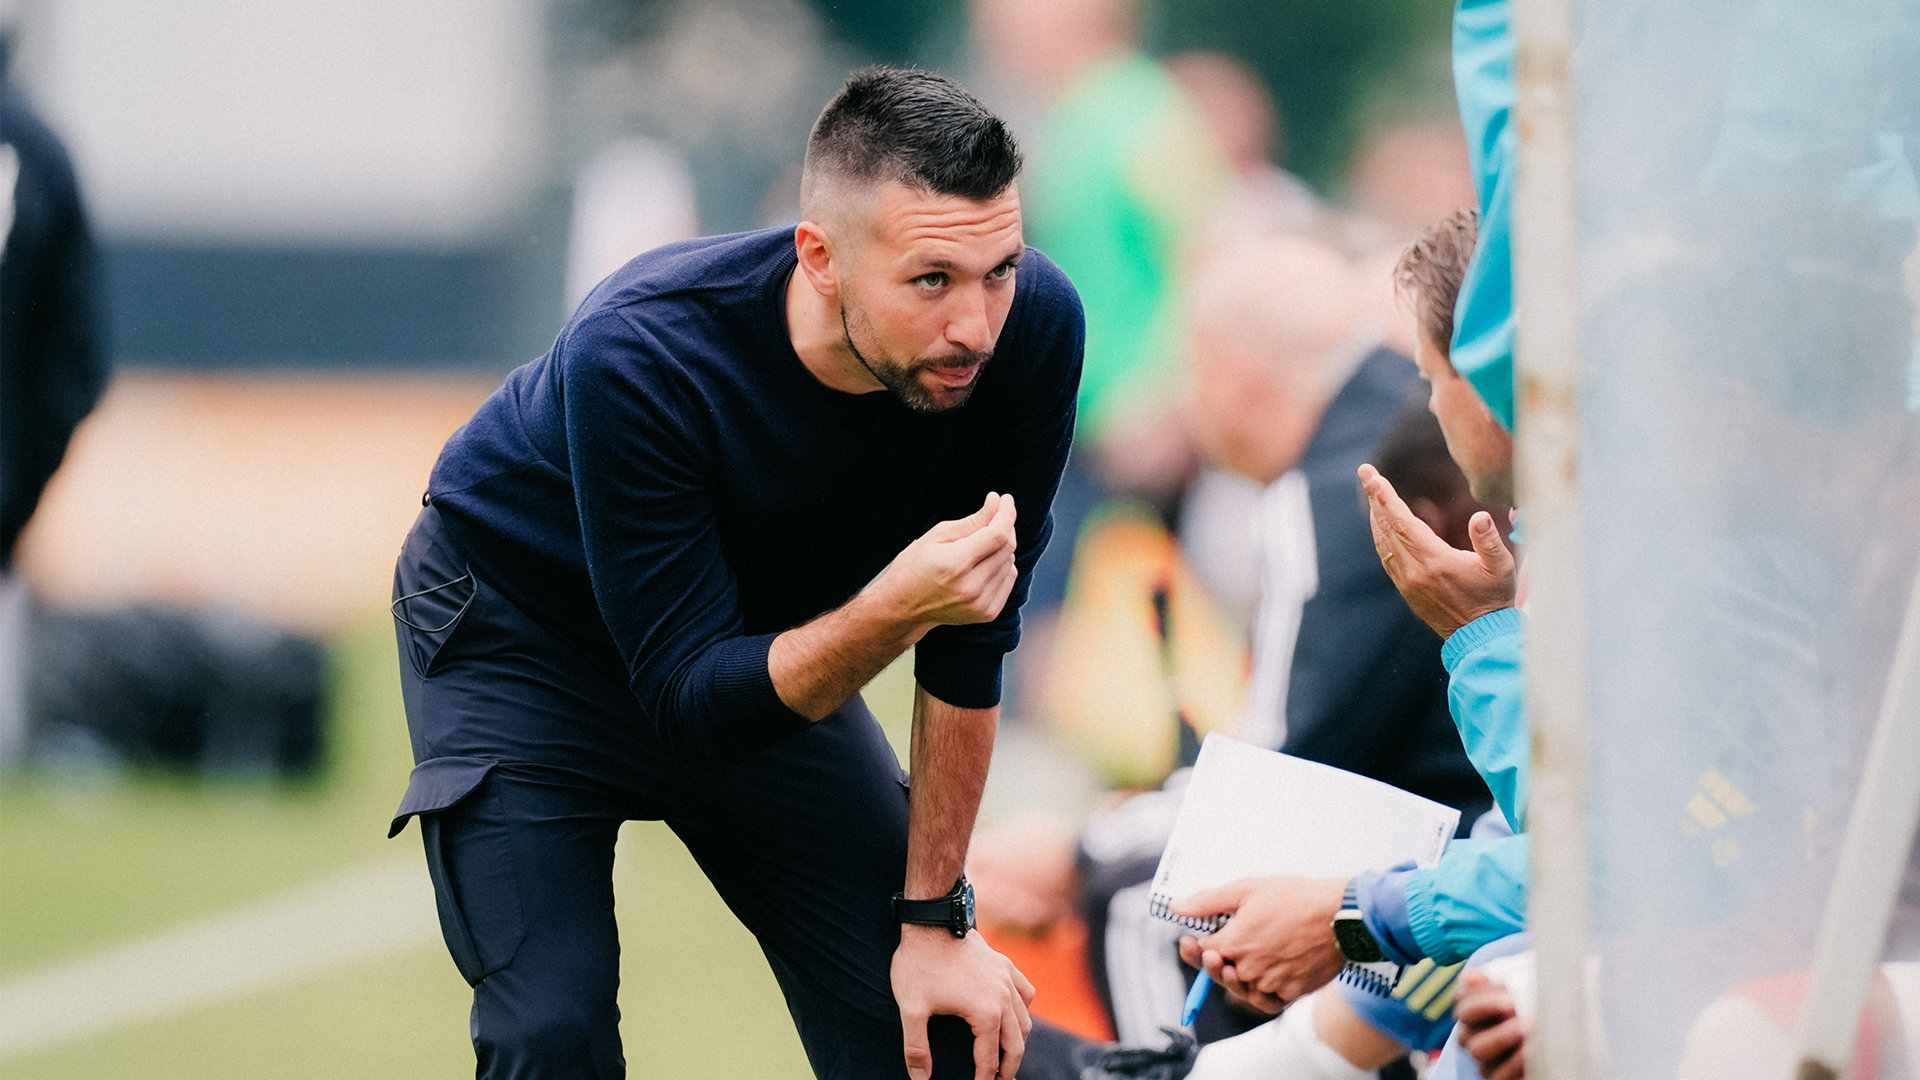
[893,875,976,939]
[1331,879,1386,963]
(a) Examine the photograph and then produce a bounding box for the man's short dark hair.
[803,67,1023,204]
[1394,209,1478,360]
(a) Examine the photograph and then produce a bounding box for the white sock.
[1184,993,1370,1080]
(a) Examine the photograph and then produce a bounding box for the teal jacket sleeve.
[1450,0,1517,432]
[1403,834,1529,964]
[1442,607,1528,831]
[1355,836,1529,967]
[1354,608,1531,965]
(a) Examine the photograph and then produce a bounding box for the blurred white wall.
[18,0,547,244]
[564,137,699,312]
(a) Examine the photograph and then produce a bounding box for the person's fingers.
[1470,511,1514,577]
[980,490,1016,543]
[1012,965,1037,1007]
[983,557,1019,609]
[901,1008,933,1080]
[1465,1018,1528,1080]
[1171,880,1248,919]
[1464,1016,1527,1072]
[1252,965,1285,996]
[1361,464,1445,555]
[1455,974,1516,1031]
[970,1007,1001,1080]
[957,546,1017,598]
[1490,1041,1527,1080]
[1358,464,1422,575]
[1218,960,1244,992]
[1200,948,1228,982]
[1178,935,1203,969]
[926,493,1001,542]
[952,497,1020,564]
[998,1002,1027,1080]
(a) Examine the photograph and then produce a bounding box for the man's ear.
[793,220,841,301]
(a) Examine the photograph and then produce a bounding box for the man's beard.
[841,307,992,414]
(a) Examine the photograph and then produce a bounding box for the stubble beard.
[841,306,991,414]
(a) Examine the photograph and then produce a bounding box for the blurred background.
[0,0,1488,1075]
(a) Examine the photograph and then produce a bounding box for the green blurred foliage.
[1155,0,1454,188]
[573,0,1451,191]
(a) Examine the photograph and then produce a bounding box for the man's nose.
[945,289,992,352]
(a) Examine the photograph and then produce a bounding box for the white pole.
[1510,0,1591,1077]
[1790,571,1920,1080]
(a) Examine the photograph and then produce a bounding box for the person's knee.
[474,979,620,1075]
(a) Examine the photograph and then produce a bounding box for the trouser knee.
[473,983,623,1080]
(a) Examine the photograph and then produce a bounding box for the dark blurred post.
[0,15,109,770]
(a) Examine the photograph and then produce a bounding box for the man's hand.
[1357,463,1515,638]
[1172,876,1346,1010]
[876,493,1020,634]
[1456,970,1528,1080]
[892,925,1036,1080]
[769,495,1017,720]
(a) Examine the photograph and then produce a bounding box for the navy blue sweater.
[428,228,1083,763]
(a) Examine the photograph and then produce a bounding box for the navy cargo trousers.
[388,506,978,1078]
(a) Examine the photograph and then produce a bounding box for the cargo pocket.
[390,756,526,986]
[392,568,476,680]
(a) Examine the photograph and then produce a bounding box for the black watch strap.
[892,875,975,938]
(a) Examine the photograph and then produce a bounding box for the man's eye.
[988,262,1017,280]
[915,273,947,288]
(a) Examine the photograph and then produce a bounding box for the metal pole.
[1790,571,1920,1080]
[1511,0,1590,1076]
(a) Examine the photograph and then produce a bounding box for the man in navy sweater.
[389,69,1082,1080]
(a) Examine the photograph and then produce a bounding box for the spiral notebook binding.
[1336,962,1402,997]
[1147,892,1228,935]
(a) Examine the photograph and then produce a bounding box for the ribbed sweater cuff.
[709,632,812,754]
[912,641,1004,710]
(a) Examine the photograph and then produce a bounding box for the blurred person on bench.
[973,235,1502,1062]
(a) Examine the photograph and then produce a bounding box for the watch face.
[1332,913,1385,963]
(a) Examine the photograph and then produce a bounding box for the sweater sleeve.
[913,256,1084,708]
[560,311,811,765]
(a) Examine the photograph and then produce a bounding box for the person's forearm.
[904,686,997,897]
[768,588,925,721]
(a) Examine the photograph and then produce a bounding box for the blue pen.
[1180,970,1211,1027]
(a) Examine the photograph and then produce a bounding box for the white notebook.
[1148,734,1461,992]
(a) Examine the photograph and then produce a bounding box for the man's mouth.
[926,364,982,390]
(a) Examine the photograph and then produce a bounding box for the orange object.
[1041,503,1249,788]
[977,918,1115,1042]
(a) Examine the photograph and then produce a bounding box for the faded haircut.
[1394,208,1479,360]
[801,67,1022,208]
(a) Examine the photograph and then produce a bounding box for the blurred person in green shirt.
[972,0,1230,615]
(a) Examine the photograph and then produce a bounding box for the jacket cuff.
[1354,865,1428,967]
[1442,607,1523,671]
[708,632,812,755]
[1403,869,1459,963]
[912,639,1004,710]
